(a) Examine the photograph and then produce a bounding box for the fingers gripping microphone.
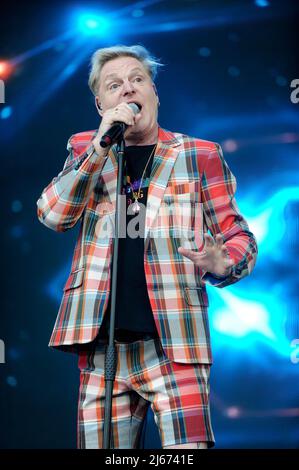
[100,103,141,148]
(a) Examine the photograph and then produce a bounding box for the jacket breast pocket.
[63,268,84,291]
[164,181,197,198]
[184,286,209,307]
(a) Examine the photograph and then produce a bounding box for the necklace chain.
[127,144,157,214]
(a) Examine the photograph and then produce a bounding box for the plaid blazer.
[37,127,258,364]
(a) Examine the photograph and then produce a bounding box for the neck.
[124,124,159,146]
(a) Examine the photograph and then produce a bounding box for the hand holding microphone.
[92,102,141,154]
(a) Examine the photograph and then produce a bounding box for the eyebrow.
[104,67,145,84]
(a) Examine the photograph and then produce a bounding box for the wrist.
[210,264,232,278]
[92,137,109,158]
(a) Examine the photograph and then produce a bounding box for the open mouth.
[127,101,142,111]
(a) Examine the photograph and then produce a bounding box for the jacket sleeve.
[200,143,258,288]
[36,135,108,232]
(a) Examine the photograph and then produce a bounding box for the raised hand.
[178,233,234,277]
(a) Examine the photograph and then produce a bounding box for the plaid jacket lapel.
[144,128,181,247]
[101,127,181,244]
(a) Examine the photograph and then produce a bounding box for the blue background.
[1,0,298,449]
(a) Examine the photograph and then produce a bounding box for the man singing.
[37,45,258,449]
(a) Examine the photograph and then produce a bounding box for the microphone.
[100,102,141,148]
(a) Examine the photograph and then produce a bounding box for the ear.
[152,83,160,106]
[95,96,103,116]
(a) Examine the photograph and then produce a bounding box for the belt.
[114,329,158,343]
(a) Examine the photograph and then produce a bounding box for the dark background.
[1,0,299,448]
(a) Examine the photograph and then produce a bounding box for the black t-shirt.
[101,144,158,336]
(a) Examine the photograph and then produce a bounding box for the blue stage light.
[0,106,12,119]
[78,13,110,35]
[255,0,270,7]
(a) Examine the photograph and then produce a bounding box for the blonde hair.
[88,44,163,96]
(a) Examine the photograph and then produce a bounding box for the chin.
[127,124,144,137]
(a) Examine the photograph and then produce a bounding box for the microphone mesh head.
[128,102,141,115]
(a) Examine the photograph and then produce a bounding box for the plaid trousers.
[77,336,215,449]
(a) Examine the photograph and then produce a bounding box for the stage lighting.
[78,14,110,35]
[255,0,270,7]
[0,61,13,80]
[0,106,12,119]
[213,297,273,339]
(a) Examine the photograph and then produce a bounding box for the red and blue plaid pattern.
[37,127,258,363]
[77,337,215,448]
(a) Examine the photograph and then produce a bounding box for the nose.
[122,79,135,96]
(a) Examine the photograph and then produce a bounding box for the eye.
[109,83,119,90]
[134,76,144,83]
